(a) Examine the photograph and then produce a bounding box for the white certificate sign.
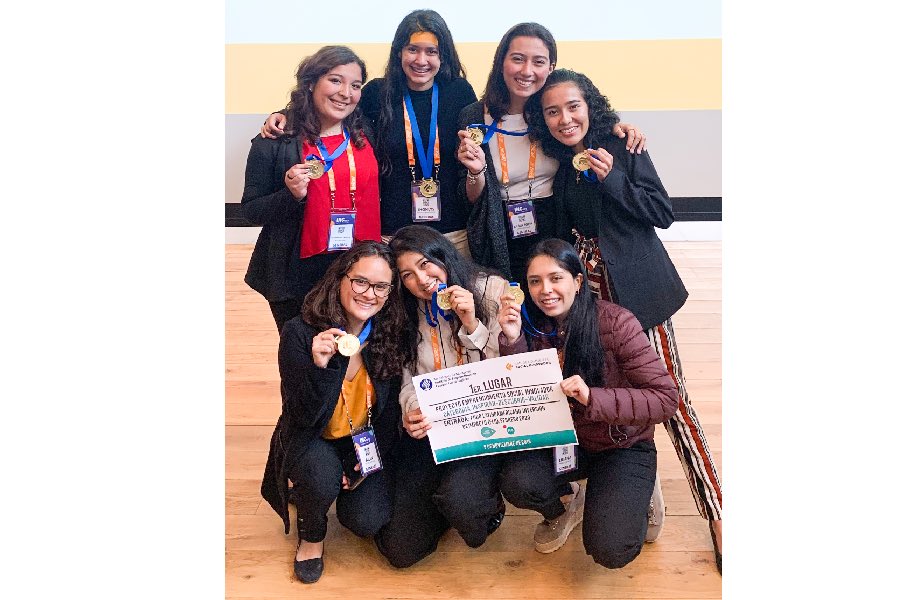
[412,349,577,464]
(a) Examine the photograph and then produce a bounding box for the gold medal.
[337,333,360,357]
[307,160,324,179]
[507,283,525,305]
[436,289,452,310]
[419,178,437,198]
[572,151,590,171]
[466,127,484,145]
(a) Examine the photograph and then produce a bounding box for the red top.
[299,133,381,258]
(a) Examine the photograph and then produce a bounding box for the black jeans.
[375,434,449,568]
[269,298,304,334]
[433,448,566,548]
[288,436,392,543]
[561,440,657,568]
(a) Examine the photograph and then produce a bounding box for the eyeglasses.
[345,275,394,298]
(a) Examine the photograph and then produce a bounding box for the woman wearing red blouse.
[242,46,382,332]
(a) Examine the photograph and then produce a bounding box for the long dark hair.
[283,45,371,149]
[375,9,466,167]
[389,225,499,362]
[523,239,604,386]
[301,242,412,379]
[524,68,620,163]
[482,22,557,122]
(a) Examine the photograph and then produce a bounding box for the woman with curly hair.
[243,45,382,332]
[260,241,412,584]
[526,68,724,573]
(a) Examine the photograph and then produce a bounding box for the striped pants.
[574,232,722,521]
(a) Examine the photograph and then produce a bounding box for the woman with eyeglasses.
[243,46,383,332]
[260,241,412,584]
[373,224,576,567]
[497,238,679,569]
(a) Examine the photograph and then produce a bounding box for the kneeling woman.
[498,239,679,568]
[260,242,411,583]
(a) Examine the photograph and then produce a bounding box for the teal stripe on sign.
[434,431,578,463]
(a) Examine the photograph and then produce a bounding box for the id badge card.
[506,200,538,238]
[554,444,577,475]
[411,181,441,222]
[327,212,356,251]
[352,427,383,476]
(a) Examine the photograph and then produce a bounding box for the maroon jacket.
[499,300,679,453]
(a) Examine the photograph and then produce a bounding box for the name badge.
[352,427,383,476]
[506,200,537,238]
[328,212,355,251]
[554,444,577,475]
[411,181,441,222]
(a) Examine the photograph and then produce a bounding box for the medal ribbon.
[520,303,558,338]
[334,318,372,346]
[497,129,537,200]
[576,150,598,183]
[316,129,357,210]
[467,121,530,145]
[424,289,452,327]
[403,84,440,179]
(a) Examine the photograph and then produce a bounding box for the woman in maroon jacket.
[497,238,678,568]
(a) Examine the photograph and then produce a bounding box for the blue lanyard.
[521,303,558,338]
[335,318,373,344]
[403,84,439,179]
[467,121,530,145]
[307,128,350,172]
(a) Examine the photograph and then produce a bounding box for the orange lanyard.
[339,372,373,431]
[496,128,537,200]
[403,102,441,179]
[327,139,357,211]
[429,323,464,371]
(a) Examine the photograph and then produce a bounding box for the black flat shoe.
[294,547,324,583]
[708,520,722,575]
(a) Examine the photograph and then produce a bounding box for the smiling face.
[401,31,441,91]
[396,251,448,301]
[526,255,583,322]
[502,36,553,113]
[311,62,364,132]
[339,255,393,333]
[540,81,590,151]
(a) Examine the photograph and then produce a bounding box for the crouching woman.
[497,239,678,568]
[261,241,411,583]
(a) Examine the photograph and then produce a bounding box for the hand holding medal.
[311,327,347,368]
[498,284,523,341]
[573,147,614,182]
[431,284,479,333]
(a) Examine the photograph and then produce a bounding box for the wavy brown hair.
[284,45,371,149]
[301,242,413,378]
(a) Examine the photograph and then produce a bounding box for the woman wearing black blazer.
[526,69,723,573]
[260,241,412,584]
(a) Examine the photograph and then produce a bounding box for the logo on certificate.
[419,379,433,391]
[480,427,496,438]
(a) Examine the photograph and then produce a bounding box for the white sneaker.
[534,480,585,554]
[645,472,665,543]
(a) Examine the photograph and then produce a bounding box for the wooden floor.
[225,241,722,599]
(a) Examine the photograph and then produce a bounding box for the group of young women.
[244,9,723,584]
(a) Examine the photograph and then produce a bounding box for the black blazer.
[556,134,688,330]
[260,317,402,533]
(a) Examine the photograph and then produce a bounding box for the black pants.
[434,448,566,549]
[288,436,392,543]
[269,298,304,334]
[375,435,449,568]
[268,252,342,333]
[560,440,657,569]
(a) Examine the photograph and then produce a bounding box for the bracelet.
[466,164,487,185]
